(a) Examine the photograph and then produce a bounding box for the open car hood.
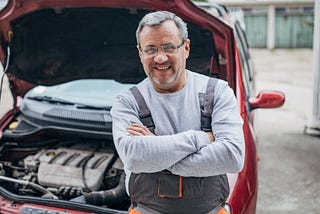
[0,0,236,98]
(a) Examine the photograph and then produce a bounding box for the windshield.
[25,79,135,109]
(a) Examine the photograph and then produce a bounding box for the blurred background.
[207,0,320,213]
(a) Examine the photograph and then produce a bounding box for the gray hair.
[136,11,188,44]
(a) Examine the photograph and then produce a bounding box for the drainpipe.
[267,5,275,50]
[305,0,320,136]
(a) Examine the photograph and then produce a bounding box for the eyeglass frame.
[138,39,186,57]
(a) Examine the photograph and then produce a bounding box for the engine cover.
[24,148,114,191]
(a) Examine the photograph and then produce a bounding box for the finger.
[127,128,143,136]
[140,127,154,136]
[130,123,146,128]
[127,125,154,136]
[127,126,146,135]
[206,132,215,143]
[135,125,154,136]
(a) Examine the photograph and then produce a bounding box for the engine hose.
[84,172,126,206]
[0,175,58,199]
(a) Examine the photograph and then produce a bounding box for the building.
[213,0,315,49]
[211,0,320,135]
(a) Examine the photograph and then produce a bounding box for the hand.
[127,123,155,136]
[206,132,215,143]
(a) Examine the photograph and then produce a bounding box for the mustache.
[151,62,172,67]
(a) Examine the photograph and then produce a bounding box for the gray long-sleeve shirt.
[110,70,245,194]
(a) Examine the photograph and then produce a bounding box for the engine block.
[24,147,114,191]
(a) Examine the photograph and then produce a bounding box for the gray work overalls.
[128,78,229,214]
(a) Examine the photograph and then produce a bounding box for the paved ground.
[0,49,319,213]
[251,49,320,213]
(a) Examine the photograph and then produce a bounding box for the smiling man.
[110,11,245,214]
[137,16,188,93]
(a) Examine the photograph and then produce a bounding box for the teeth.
[156,66,170,70]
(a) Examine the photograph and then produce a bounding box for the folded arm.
[110,93,211,173]
[168,83,245,177]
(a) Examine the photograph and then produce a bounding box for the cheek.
[139,54,145,64]
[176,56,185,67]
[185,52,189,60]
[139,57,148,67]
[141,59,152,73]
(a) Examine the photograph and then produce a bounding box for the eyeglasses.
[139,40,185,57]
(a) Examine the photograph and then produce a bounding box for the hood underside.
[6,7,214,85]
[0,0,236,97]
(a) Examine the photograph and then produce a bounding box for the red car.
[0,0,285,213]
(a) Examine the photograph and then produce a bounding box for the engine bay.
[0,136,129,210]
[0,78,133,211]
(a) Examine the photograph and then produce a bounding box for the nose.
[153,52,168,64]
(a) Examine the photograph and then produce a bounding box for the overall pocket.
[157,171,182,198]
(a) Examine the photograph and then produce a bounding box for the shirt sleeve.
[167,81,245,176]
[110,91,211,173]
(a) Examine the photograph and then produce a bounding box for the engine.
[0,142,128,208]
[25,147,115,191]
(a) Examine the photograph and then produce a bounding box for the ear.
[137,45,143,62]
[137,45,141,56]
[184,39,190,59]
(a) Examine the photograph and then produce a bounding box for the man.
[110,11,244,214]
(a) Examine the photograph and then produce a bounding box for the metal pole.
[305,0,320,136]
[267,5,275,49]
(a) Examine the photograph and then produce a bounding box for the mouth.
[154,65,171,71]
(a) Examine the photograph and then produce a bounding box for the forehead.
[139,20,180,44]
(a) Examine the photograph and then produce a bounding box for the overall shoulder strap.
[129,86,155,133]
[199,78,218,132]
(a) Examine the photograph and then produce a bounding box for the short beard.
[151,71,178,85]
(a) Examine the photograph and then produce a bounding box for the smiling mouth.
[155,65,171,70]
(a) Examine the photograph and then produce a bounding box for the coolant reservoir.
[8,121,19,130]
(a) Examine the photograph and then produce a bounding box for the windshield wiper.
[27,95,111,110]
[27,96,74,105]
